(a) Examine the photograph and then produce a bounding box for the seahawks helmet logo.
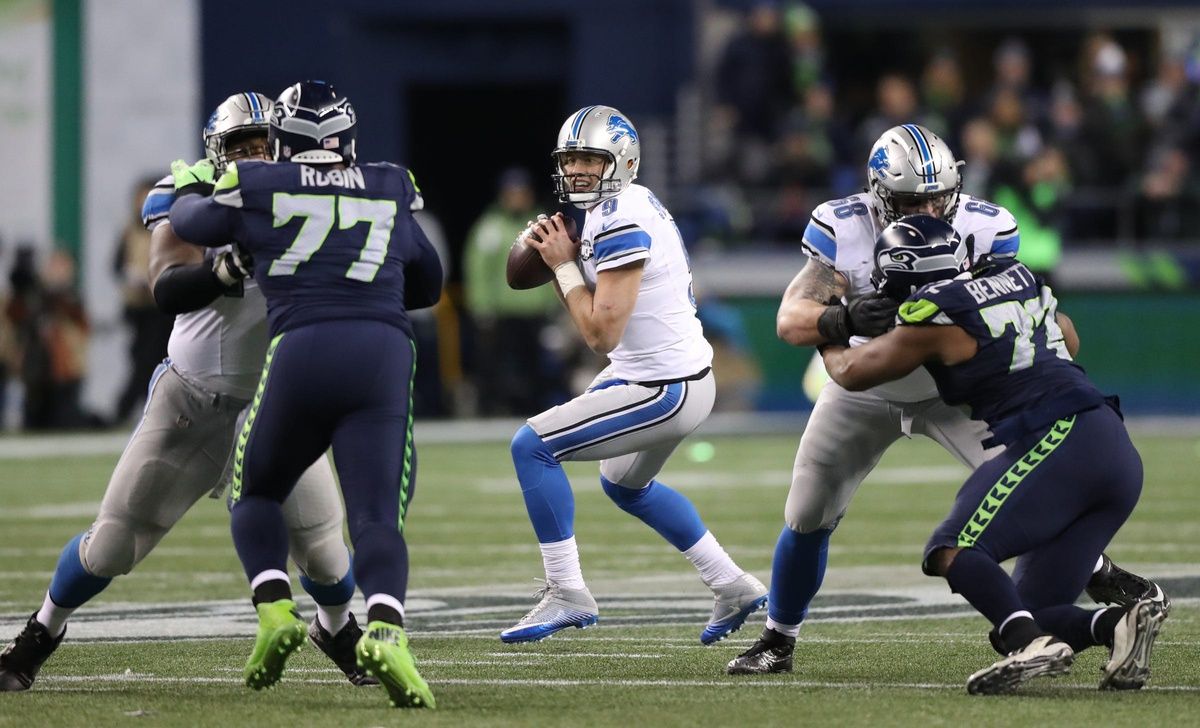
[607,115,638,145]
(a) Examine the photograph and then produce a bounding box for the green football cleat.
[243,599,306,690]
[355,621,436,709]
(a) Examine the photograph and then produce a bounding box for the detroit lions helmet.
[871,214,969,302]
[867,124,963,225]
[203,92,272,172]
[553,105,641,208]
[270,80,356,165]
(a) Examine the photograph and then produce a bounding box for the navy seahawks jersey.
[897,259,1106,444]
[169,160,442,336]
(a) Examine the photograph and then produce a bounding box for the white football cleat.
[1099,598,1167,690]
[701,572,768,645]
[500,580,598,644]
[967,635,1074,695]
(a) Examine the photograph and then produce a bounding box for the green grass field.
[1,429,1197,727]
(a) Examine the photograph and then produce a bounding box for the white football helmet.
[867,124,963,225]
[203,92,272,172]
[552,105,641,208]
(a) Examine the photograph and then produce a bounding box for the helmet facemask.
[552,106,641,209]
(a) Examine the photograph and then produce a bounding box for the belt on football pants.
[634,366,711,388]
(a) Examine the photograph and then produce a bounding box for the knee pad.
[288,522,351,584]
[600,475,647,510]
[511,425,556,466]
[80,518,148,578]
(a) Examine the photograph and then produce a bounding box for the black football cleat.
[0,614,65,692]
[1086,554,1171,615]
[726,627,795,675]
[309,614,379,686]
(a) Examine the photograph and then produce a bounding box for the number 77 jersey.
[171,159,443,338]
[896,257,1107,446]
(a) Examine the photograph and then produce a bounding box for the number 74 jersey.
[195,159,442,337]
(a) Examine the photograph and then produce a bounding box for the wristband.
[554,261,585,297]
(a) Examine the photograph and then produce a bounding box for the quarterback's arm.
[559,262,643,355]
[821,324,976,391]
[776,259,850,346]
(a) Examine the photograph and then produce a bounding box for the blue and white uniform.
[782,193,1020,539]
[528,183,715,487]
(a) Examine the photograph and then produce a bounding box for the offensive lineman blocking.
[0,92,370,692]
[501,105,768,645]
[728,123,1169,674]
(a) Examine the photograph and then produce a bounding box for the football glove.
[170,158,216,197]
[846,291,899,337]
[206,246,254,287]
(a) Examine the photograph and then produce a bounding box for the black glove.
[846,291,899,337]
[207,245,254,287]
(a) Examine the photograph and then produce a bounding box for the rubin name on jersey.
[299,165,366,189]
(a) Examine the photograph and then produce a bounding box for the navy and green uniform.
[169,160,442,606]
[900,259,1142,649]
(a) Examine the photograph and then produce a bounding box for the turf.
[0,431,1197,727]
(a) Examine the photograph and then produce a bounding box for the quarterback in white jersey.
[500,105,766,646]
[727,123,1167,675]
[0,93,373,693]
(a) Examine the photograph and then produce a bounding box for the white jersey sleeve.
[952,194,1020,259]
[141,174,176,231]
[578,184,712,382]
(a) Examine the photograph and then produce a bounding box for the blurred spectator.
[112,176,174,422]
[462,167,565,416]
[1080,36,1146,182]
[783,1,824,98]
[986,86,1043,165]
[991,147,1070,284]
[713,0,795,183]
[857,74,935,151]
[986,37,1047,129]
[921,49,971,150]
[696,297,761,411]
[959,116,1000,198]
[1134,144,1200,240]
[8,248,93,430]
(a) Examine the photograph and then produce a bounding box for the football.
[506,213,579,290]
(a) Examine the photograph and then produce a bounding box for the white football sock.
[765,617,801,638]
[316,600,352,635]
[683,531,743,587]
[36,592,73,638]
[540,536,586,590]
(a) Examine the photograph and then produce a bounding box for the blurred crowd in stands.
[686,0,1200,260]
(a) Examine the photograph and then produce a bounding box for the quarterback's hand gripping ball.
[506,212,580,290]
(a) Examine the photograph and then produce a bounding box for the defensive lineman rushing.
[169,81,442,708]
[0,92,372,692]
[821,215,1167,693]
[501,105,767,645]
[727,124,1169,674]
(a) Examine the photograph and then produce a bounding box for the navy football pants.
[230,319,418,604]
[925,404,1142,647]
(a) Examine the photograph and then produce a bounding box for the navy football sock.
[511,425,575,542]
[47,533,112,609]
[766,526,830,626]
[601,477,707,551]
[1032,604,1110,652]
[945,548,1026,628]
